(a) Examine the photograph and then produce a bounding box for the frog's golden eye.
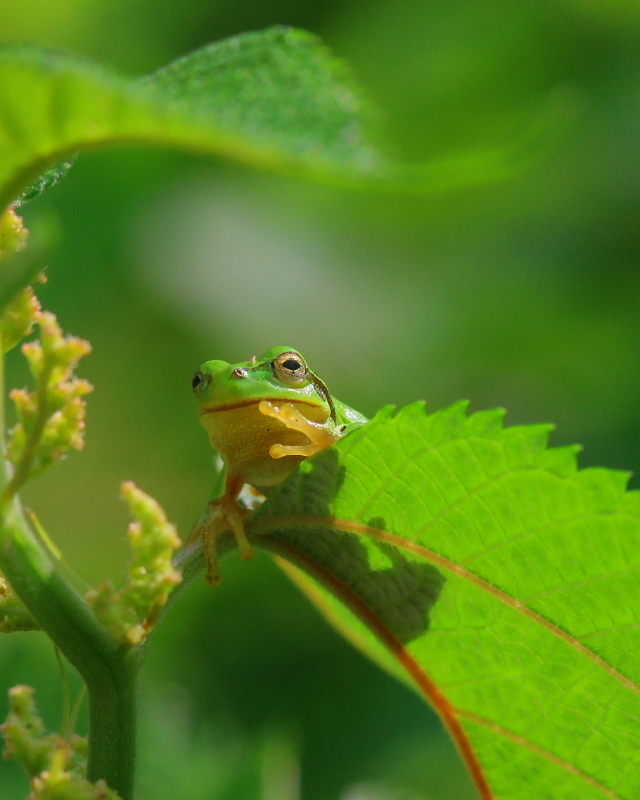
[192,371,205,392]
[272,351,308,385]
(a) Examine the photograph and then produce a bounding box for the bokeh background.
[2,1,640,798]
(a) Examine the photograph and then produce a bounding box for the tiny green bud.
[31,773,121,800]
[0,207,29,257]
[87,483,182,645]
[7,310,93,489]
[0,685,57,777]
[0,573,39,632]
[21,312,92,396]
[0,285,42,353]
[36,385,93,470]
[0,208,41,353]
[1,686,122,799]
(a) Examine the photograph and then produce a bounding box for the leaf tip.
[540,443,581,477]
[500,421,555,465]
[465,406,506,438]
[576,466,631,511]
[428,399,470,435]
[371,404,397,424]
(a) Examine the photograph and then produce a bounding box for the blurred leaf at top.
[137,28,379,172]
[0,26,546,211]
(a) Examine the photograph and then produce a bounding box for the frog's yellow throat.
[199,398,330,489]
[194,391,344,586]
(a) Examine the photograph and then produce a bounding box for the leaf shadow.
[251,448,445,644]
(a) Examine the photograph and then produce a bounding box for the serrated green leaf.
[0,27,547,209]
[246,401,640,800]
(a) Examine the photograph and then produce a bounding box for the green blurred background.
[2,1,640,798]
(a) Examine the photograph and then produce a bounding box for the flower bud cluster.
[1,685,121,799]
[0,208,40,353]
[8,311,93,482]
[87,482,182,645]
[0,283,42,354]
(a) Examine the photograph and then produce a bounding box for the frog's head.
[192,346,336,420]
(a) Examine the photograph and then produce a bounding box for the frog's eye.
[272,351,309,385]
[192,371,205,392]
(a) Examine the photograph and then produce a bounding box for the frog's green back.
[334,399,368,429]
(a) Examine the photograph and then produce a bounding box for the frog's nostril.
[233,368,249,379]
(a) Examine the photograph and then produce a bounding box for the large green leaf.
[0,27,537,210]
[240,401,640,800]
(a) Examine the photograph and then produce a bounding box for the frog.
[190,346,368,585]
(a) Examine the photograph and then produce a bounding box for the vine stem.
[0,335,138,799]
[0,498,138,798]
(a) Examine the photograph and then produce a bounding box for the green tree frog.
[191,346,368,585]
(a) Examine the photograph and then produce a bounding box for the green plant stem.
[0,496,138,799]
[86,651,137,796]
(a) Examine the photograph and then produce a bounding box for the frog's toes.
[203,525,223,586]
[191,494,255,585]
[210,496,255,562]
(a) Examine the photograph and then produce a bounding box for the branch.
[0,495,137,799]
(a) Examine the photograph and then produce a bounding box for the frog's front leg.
[258,400,340,458]
[189,473,255,586]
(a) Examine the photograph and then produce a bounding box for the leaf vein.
[252,516,640,698]
[458,709,623,800]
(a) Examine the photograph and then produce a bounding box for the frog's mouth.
[198,398,321,416]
